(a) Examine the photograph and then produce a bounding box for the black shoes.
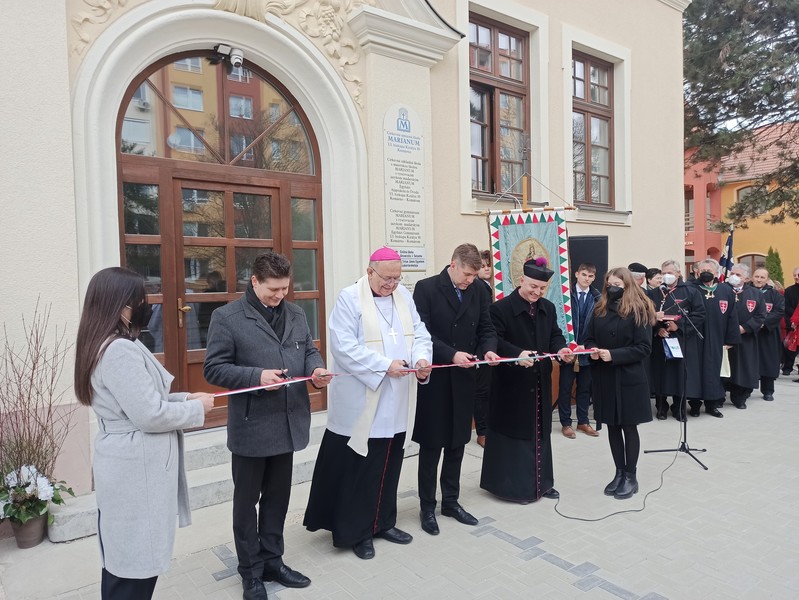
[420,511,440,535]
[440,504,478,526]
[614,472,638,500]
[243,578,268,600]
[542,488,560,499]
[763,393,774,401]
[689,406,701,417]
[374,527,413,544]
[604,469,624,496]
[261,565,311,588]
[732,401,747,409]
[656,410,668,420]
[705,407,724,418]
[352,538,375,560]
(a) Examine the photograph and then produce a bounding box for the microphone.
[659,284,669,293]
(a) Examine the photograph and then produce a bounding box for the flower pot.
[10,514,47,549]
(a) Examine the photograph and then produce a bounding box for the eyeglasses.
[370,267,402,285]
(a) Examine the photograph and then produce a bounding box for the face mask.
[124,302,154,336]
[662,273,677,286]
[606,285,624,301]
[698,271,715,284]
[727,274,742,287]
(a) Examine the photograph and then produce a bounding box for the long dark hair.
[594,267,656,327]
[74,267,146,405]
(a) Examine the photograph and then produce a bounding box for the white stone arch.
[71,0,368,302]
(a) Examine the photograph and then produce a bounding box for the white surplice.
[326,283,432,439]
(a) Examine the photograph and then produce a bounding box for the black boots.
[603,469,624,496]
[655,396,668,420]
[614,470,638,500]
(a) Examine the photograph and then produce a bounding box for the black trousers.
[101,568,157,600]
[231,452,293,580]
[473,365,491,436]
[759,376,775,394]
[418,444,465,513]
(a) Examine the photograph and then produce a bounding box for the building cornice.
[657,0,692,12]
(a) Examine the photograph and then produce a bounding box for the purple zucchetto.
[523,256,554,282]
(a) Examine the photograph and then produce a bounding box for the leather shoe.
[689,406,700,417]
[420,511,439,535]
[476,435,486,448]
[441,504,478,526]
[374,526,413,544]
[782,370,793,376]
[242,578,268,600]
[352,538,375,560]
[732,401,747,409]
[705,407,724,418]
[763,393,774,401]
[261,565,310,588]
[561,425,576,439]
[542,488,560,499]
[576,423,599,437]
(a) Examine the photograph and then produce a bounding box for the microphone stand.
[645,286,709,470]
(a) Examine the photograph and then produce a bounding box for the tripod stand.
[645,288,708,470]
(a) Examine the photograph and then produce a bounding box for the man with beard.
[751,267,784,401]
[647,260,705,420]
[687,259,741,418]
[725,264,767,409]
[480,257,574,503]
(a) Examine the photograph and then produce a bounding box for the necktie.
[455,288,462,302]
[578,291,586,311]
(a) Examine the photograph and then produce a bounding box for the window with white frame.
[469,15,529,197]
[174,57,202,73]
[173,86,203,111]
[171,127,205,153]
[228,66,252,83]
[572,52,613,207]
[122,118,152,145]
[231,134,255,161]
[230,95,253,119]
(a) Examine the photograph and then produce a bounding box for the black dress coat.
[728,284,767,388]
[688,280,741,401]
[647,281,706,398]
[584,302,653,427]
[487,289,567,440]
[412,268,497,448]
[756,285,785,379]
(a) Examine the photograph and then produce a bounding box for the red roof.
[719,122,799,183]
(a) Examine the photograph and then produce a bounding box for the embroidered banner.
[488,209,573,345]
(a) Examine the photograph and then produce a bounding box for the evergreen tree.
[765,246,784,286]
[684,0,799,225]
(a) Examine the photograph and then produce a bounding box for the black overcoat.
[647,281,705,398]
[689,280,741,401]
[412,268,497,448]
[757,285,785,379]
[584,302,653,427]
[488,289,567,440]
[728,284,767,388]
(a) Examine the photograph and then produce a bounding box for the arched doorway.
[117,51,326,427]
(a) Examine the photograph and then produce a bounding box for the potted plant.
[1,465,74,548]
[0,302,76,548]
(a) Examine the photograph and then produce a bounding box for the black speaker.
[568,236,608,286]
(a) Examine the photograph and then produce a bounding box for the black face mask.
[606,286,624,301]
[129,301,154,332]
[698,271,715,284]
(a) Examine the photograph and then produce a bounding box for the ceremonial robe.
[647,282,705,398]
[728,284,766,389]
[756,285,784,379]
[480,289,566,502]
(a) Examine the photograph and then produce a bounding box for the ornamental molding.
[656,0,692,12]
[71,0,132,54]
[215,0,375,106]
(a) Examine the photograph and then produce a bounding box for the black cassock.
[756,285,785,379]
[647,282,706,398]
[728,284,767,389]
[688,280,741,401]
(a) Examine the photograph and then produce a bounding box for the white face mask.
[727,274,742,287]
[662,273,677,286]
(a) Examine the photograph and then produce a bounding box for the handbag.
[784,329,798,352]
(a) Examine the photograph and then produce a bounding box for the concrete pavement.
[1,373,798,600]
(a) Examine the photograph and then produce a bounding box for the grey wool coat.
[203,296,324,457]
[90,338,205,579]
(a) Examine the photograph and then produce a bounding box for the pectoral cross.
[705,290,714,299]
[387,327,398,343]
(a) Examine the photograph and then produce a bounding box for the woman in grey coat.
[74,267,214,600]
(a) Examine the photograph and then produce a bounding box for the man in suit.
[412,244,499,535]
[557,263,601,438]
[204,252,331,600]
[782,266,799,376]
[473,249,494,447]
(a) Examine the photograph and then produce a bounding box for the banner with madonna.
[487,209,574,345]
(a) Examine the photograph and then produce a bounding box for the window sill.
[468,192,549,215]
[567,204,631,226]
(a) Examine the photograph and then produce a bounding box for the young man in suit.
[557,263,601,438]
[412,244,499,535]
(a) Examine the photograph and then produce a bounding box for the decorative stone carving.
[71,0,130,54]
[215,0,374,106]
